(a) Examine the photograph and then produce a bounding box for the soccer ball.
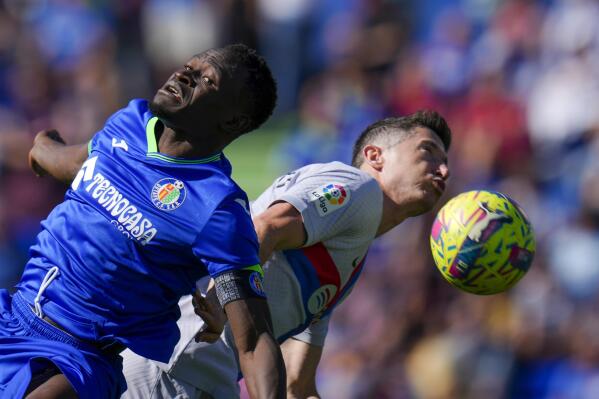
[430,190,535,295]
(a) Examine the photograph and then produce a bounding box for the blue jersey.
[15,99,259,362]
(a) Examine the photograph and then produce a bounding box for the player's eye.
[184,65,193,71]
[201,76,214,86]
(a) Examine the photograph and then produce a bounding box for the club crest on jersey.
[310,183,350,217]
[151,178,186,211]
[249,272,266,297]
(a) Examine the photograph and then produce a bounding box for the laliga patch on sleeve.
[309,183,351,217]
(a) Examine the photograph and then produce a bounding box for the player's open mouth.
[162,85,182,102]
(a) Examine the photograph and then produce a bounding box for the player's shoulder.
[295,161,381,201]
[124,98,149,113]
[183,167,253,238]
[221,180,251,209]
[88,99,150,155]
[274,161,381,224]
[201,185,254,238]
[293,161,371,185]
[198,162,251,213]
[105,99,149,125]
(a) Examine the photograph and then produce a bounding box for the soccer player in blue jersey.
[0,44,285,399]
[35,111,453,398]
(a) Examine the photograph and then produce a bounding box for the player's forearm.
[286,375,321,399]
[30,137,88,183]
[225,297,286,399]
[288,391,321,399]
[287,380,321,399]
[239,332,286,399]
[282,339,323,399]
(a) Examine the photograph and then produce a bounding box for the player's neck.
[376,194,410,236]
[156,123,225,159]
[360,164,411,236]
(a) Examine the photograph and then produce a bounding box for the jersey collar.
[145,117,222,164]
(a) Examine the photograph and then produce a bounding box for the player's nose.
[438,163,450,181]
[174,71,195,88]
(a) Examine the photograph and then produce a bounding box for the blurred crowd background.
[1,0,598,397]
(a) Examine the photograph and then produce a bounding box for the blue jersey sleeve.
[193,196,260,277]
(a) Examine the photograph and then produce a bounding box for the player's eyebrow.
[194,54,226,77]
[188,55,223,87]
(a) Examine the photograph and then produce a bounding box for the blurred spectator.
[141,0,220,73]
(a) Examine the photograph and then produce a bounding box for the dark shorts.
[0,290,126,398]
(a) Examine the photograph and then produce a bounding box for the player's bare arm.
[253,201,307,263]
[195,201,307,341]
[224,297,286,399]
[282,338,323,399]
[28,129,88,183]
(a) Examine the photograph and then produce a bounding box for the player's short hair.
[219,44,277,135]
[351,110,452,167]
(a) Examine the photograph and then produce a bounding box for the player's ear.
[363,145,384,171]
[221,114,251,137]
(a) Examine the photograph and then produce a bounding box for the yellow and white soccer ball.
[430,190,535,295]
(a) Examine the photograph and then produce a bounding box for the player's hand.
[192,290,226,343]
[29,129,67,177]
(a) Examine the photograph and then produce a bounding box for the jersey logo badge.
[307,284,338,314]
[151,178,186,211]
[111,138,129,151]
[310,183,351,217]
[249,272,266,297]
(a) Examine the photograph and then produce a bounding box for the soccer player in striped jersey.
[0,44,285,399]
[120,110,452,399]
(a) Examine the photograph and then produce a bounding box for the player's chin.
[149,99,180,122]
[418,189,442,213]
